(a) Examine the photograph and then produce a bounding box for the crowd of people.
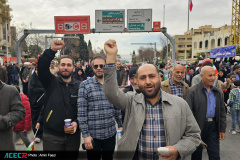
[0,39,240,160]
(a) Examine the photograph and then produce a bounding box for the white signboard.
[95,10,125,32]
[127,9,152,32]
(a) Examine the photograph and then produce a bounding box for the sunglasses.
[93,64,104,69]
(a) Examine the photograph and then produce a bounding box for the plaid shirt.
[138,95,166,160]
[169,78,183,98]
[77,76,122,140]
[229,88,240,110]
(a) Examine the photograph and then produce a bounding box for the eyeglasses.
[93,64,104,69]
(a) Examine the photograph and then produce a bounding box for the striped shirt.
[138,95,166,160]
[169,78,183,98]
[229,88,240,110]
[77,76,122,140]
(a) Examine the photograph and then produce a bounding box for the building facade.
[173,25,231,62]
[0,23,11,57]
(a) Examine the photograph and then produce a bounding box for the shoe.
[35,138,41,143]
[229,129,237,135]
[16,141,24,145]
[236,129,240,133]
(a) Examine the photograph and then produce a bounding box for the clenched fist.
[104,40,118,64]
[51,40,64,52]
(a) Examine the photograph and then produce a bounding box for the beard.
[94,70,103,79]
[139,81,161,98]
[59,70,73,79]
[173,76,183,83]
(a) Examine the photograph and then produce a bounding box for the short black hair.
[58,55,74,64]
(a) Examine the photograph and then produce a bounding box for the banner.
[210,45,236,58]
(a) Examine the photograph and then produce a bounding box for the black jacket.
[186,81,226,133]
[28,71,45,109]
[38,49,80,137]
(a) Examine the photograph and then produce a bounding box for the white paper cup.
[64,119,71,128]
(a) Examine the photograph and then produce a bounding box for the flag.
[26,137,35,151]
[212,63,218,75]
[189,0,193,12]
[26,129,38,151]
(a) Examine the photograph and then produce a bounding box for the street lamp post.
[6,23,8,64]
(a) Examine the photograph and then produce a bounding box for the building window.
[187,38,192,40]
[199,41,202,48]
[194,32,202,34]
[205,40,208,48]
[178,38,185,41]
[187,45,192,47]
[218,38,222,46]
[178,45,185,48]
[225,37,228,45]
[2,25,6,40]
[178,50,185,53]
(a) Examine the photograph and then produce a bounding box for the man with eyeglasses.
[78,55,123,160]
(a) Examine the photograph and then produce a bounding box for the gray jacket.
[103,67,201,160]
[0,81,25,150]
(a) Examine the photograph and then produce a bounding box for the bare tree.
[14,22,45,57]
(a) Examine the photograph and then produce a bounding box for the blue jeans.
[230,108,240,130]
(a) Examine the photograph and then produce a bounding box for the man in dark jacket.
[11,63,20,86]
[116,61,126,87]
[28,68,44,142]
[186,66,226,160]
[0,63,8,83]
[22,63,31,96]
[0,80,25,150]
[7,63,13,85]
[37,40,80,159]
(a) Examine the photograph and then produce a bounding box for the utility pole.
[161,27,175,64]
[163,5,165,27]
[131,42,157,64]
[6,24,8,64]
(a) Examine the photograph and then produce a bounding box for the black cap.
[233,80,240,87]
[129,66,139,78]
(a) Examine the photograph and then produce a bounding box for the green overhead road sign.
[127,9,152,32]
[95,10,125,32]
